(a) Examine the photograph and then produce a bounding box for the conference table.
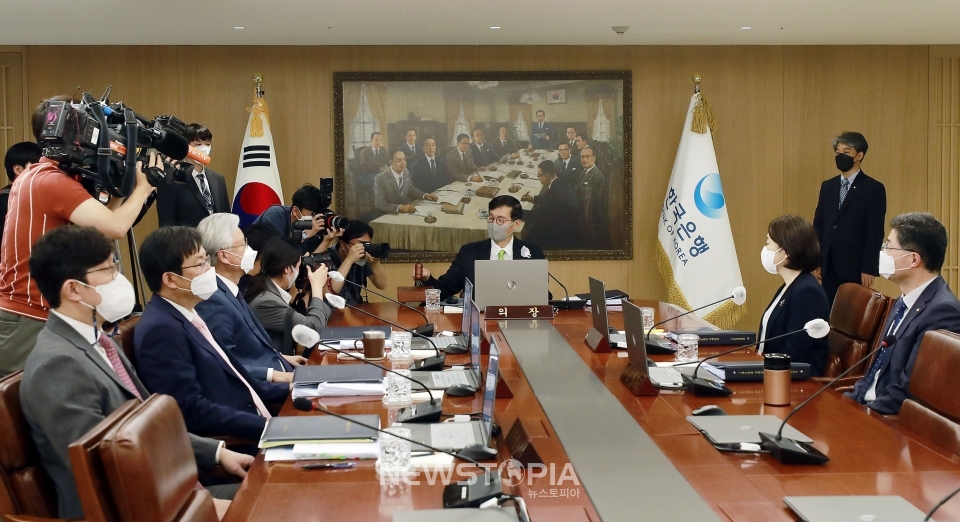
[222,301,960,522]
[369,150,554,252]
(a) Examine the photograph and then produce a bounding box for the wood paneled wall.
[12,44,950,329]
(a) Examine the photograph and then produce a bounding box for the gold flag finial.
[692,74,702,94]
[690,75,716,134]
[247,77,269,137]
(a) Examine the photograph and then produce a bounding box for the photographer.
[243,237,332,355]
[327,220,387,306]
[0,96,157,375]
[253,183,339,253]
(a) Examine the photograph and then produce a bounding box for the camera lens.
[362,242,390,259]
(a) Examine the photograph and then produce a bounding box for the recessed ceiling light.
[489,26,501,30]
[740,26,752,30]
[233,26,245,30]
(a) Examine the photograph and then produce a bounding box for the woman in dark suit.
[244,237,332,355]
[758,215,830,376]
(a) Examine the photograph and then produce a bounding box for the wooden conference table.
[223,301,960,522]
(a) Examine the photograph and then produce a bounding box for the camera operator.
[327,220,387,306]
[253,183,339,254]
[2,142,42,250]
[0,96,157,376]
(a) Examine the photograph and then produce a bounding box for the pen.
[301,462,356,470]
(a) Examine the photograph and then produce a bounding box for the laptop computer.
[623,301,683,388]
[587,277,625,346]
[686,415,814,445]
[473,259,549,309]
[410,298,482,390]
[401,337,500,451]
[783,496,929,522]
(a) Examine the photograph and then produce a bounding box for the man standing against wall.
[813,131,886,304]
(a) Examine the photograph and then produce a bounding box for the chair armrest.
[2,515,71,522]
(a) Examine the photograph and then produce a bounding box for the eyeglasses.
[181,258,211,271]
[881,242,915,253]
[86,263,120,277]
[486,215,516,226]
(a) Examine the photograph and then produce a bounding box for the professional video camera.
[291,178,349,232]
[37,87,208,202]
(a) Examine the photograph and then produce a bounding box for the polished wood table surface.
[224,301,960,522]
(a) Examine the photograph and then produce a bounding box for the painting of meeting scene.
[333,71,633,262]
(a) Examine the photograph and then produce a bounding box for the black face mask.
[835,153,856,172]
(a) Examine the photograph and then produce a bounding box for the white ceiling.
[2,0,959,46]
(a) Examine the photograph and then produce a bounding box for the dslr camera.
[292,178,349,232]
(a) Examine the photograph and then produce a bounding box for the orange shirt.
[0,158,92,320]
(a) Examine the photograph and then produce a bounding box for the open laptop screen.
[469,298,481,372]
[481,337,500,444]
[588,277,610,339]
[622,301,649,373]
[461,279,474,335]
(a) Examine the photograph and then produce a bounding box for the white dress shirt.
[757,285,788,355]
[490,237,515,260]
[50,310,109,366]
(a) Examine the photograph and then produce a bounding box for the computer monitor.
[588,277,611,339]
[469,298,481,373]
[461,279,474,335]
[480,337,500,444]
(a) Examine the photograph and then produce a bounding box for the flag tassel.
[690,93,717,135]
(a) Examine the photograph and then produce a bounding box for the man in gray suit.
[445,133,483,182]
[19,226,251,519]
[373,150,439,214]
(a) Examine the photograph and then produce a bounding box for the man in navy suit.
[408,137,450,193]
[521,161,583,249]
[397,128,418,158]
[554,143,582,188]
[846,213,960,414]
[134,226,289,442]
[196,213,305,383]
[156,123,231,227]
[813,131,886,304]
[470,129,496,167]
[412,195,546,299]
[527,110,553,151]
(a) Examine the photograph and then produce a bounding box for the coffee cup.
[355,330,386,360]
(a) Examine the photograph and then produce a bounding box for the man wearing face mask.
[412,195,545,299]
[813,131,886,305]
[253,183,337,253]
[135,226,289,443]
[195,213,304,384]
[323,220,388,306]
[20,226,252,518]
[845,213,960,414]
[156,123,231,227]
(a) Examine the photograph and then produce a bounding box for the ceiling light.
[740,26,752,30]
[233,26,245,30]
[490,26,501,30]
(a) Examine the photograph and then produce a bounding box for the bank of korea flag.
[232,91,283,227]
[655,92,745,329]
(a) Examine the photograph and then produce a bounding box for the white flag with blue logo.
[655,92,744,328]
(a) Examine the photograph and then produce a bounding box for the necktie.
[497,250,505,260]
[429,158,436,172]
[98,332,143,400]
[190,315,271,418]
[501,140,506,147]
[398,175,403,191]
[461,153,467,169]
[855,298,907,403]
[839,178,850,208]
[197,173,214,213]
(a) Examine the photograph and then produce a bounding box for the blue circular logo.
[693,173,726,219]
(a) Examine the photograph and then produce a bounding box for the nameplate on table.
[484,305,554,320]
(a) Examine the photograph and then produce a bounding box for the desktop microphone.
[327,271,434,337]
[645,286,747,352]
[292,398,504,508]
[925,480,960,520]
[757,334,896,465]
[325,293,445,372]
[292,325,442,423]
[684,318,830,397]
[548,273,586,310]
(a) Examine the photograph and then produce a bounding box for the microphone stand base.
[549,299,587,310]
[396,401,443,423]
[682,374,732,397]
[442,343,468,354]
[413,355,445,372]
[456,444,499,461]
[443,473,503,509]
[413,323,435,338]
[758,432,829,465]
[644,337,676,355]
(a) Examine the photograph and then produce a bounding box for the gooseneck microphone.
[328,271,434,337]
[325,293,444,372]
[684,319,831,397]
[292,398,505,509]
[644,286,747,353]
[291,325,442,423]
[926,480,960,520]
[757,334,896,465]
[548,273,586,310]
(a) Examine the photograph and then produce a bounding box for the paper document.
[292,382,384,399]
[336,340,393,351]
[293,442,379,460]
[430,422,476,449]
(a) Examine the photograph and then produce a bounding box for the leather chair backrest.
[98,395,217,522]
[68,399,140,522]
[0,372,58,518]
[822,283,892,378]
[115,314,141,369]
[899,329,960,457]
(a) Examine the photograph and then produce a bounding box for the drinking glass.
[425,289,442,312]
[390,331,412,361]
[379,427,412,477]
[676,334,699,364]
[383,368,412,406]
[640,307,655,331]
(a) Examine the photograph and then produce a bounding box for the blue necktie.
[855,298,907,403]
[839,178,850,208]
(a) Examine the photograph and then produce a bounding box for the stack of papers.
[336,349,436,362]
[291,382,384,399]
[294,441,380,460]
[334,339,393,351]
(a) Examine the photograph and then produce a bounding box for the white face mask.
[760,246,785,275]
[194,144,211,156]
[77,274,136,323]
[223,246,257,274]
[174,267,218,300]
[878,250,912,279]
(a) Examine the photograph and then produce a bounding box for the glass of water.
[379,427,412,477]
[676,334,699,364]
[640,307,655,331]
[383,368,412,406]
[424,289,442,312]
[390,331,412,361]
